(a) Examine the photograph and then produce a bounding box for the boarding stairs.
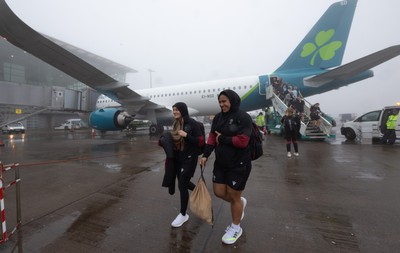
[266,85,332,139]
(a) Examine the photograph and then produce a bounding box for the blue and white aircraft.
[0,0,399,134]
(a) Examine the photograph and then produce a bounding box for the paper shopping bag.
[189,166,213,225]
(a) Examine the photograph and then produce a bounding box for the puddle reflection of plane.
[0,0,399,134]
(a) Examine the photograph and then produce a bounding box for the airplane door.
[258,75,269,95]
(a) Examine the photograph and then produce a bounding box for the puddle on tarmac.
[355,172,383,180]
[306,212,360,252]
[101,163,122,173]
[15,212,81,252]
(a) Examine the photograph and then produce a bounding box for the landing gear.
[149,124,164,135]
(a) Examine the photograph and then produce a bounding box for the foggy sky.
[6,0,400,116]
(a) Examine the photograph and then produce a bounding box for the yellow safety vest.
[386,114,399,130]
[256,115,265,127]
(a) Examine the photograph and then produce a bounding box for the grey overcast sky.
[6,0,400,116]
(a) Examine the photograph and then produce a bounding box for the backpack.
[196,121,206,155]
[233,113,263,160]
[250,122,263,160]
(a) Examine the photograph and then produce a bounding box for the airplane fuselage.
[96,68,373,123]
[137,75,262,116]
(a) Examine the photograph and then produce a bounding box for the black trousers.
[381,129,396,144]
[175,156,198,215]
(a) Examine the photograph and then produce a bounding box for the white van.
[54,119,87,130]
[340,106,400,143]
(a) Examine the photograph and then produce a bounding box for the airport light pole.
[148,69,155,88]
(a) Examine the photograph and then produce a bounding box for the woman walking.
[199,90,253,244]
[168,102,205,227]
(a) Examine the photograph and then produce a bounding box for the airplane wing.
[304,45,400,87]
[0,0,163,114]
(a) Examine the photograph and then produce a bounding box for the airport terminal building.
[0,35,135,130]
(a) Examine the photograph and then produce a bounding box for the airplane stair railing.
[266,85,331,139]
[302,100,333,138]
[266,85,307,136]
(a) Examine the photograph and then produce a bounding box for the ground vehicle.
[340,110,381,140]
[1,122,25,134]
[54,119,87,130]
[341,106,400,142]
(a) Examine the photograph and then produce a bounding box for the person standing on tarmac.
[381,109,399,144]
[281,107,301,157]
[256,112,266,136]
[169,102,205,227]
[199,90,253,245]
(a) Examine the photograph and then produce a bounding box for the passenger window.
[359,111,380,122]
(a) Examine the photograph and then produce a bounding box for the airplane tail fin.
[276,0,357,72]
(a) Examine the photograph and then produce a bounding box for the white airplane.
[1,0,400,134]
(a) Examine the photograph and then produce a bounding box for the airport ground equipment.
[265,85,334,139]
[341,105,400,142]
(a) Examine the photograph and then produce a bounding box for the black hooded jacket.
[203,90,252,167]
[159,102,204,161]
[158,102,205,193]
[171,102,204,160]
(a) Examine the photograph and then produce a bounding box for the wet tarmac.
[0,129,399,253]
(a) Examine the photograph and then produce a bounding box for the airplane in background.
[1,0,400,134]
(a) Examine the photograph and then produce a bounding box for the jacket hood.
[172,102,189,119]
[218,89,241,114]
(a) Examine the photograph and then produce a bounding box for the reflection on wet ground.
[0,129,399,252]
[306,212,360,252]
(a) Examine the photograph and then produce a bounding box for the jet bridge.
[0,81,100,129]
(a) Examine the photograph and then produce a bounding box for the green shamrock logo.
[301,29,342,66]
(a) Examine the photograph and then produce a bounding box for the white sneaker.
[222,225,243,244]
[241,197,247,221]
[171,213,189,228]
[294,152,299,157]
[287,152,292,158]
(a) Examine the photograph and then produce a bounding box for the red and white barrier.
[0,179,6,242]
[0,162,21,244]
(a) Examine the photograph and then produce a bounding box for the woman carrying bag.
[168,102,205,227]
[199,90,253,245]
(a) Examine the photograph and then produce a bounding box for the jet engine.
[89,108,134,131]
